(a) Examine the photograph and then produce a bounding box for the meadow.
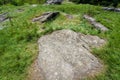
[0,2,120,80]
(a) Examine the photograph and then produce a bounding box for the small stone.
[31,4,37,7]
[66,14,74,19]
[46,0,63,5]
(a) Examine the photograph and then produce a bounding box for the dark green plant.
[69,0,120,7]
[0,0,46,5]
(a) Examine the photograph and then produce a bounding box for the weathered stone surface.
[30,30,105,80]
[84,15,109,32]
[46,0,63,5]
[103,7,120,12]
[32,12,59,23]
[0,12,8,23]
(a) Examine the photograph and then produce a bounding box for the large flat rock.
[29,30,105,80]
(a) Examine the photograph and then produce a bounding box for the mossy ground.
[0,3,120,80]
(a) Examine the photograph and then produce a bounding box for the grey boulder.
[0,12,9,30]
[84,15,109,32]
[32,12,59,23]
[103,7,120,12]
[0,12,8,23]
[30,30,105,80]
[46,0,63,5]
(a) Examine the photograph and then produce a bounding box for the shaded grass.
[0,3,120,80]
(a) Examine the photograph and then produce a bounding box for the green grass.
[0,3,120,80]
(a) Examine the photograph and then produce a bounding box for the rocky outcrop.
[46,0,63,5]
[0,12,8,23]
[32,12,59,23]
[102,7,120,12]
[84,15,109,32]
[29,30,105,80]
[0,12,9,30]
